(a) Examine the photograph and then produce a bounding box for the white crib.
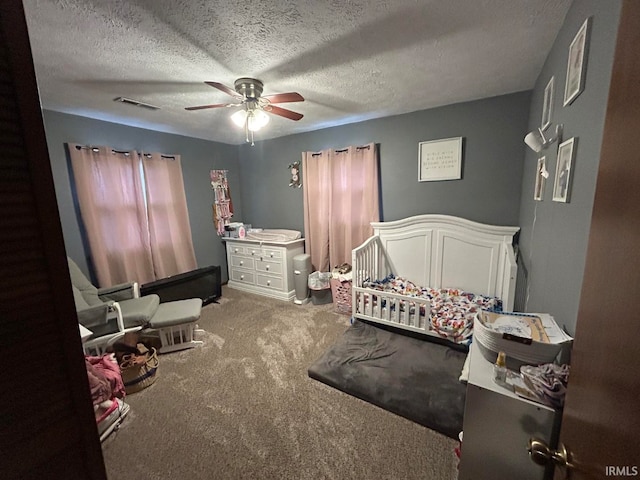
[351,214,519,341]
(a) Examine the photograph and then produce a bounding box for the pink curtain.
[69,145,155,286]
[142,153,197,278]
[302,143,379,272]
[302,150,332,271]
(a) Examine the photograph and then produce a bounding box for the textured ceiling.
[23,0,572,145]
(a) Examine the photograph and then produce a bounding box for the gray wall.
[42,110,241,282]
[517,0,621,335]
[238,91,531,230]
[44,93,531,285]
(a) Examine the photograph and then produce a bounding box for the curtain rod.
[311,144,371,156]
[74,144,175,159]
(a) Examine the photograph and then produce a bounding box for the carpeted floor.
[102,286,459,480]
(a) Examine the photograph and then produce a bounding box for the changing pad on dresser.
[245,229,301,242]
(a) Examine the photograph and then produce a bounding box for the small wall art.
[418,137,463,182]
[564,17,591,106]
[541,77,554,131]
[288,161,301,188]
[534,156,547,201]
[552,138,577,203]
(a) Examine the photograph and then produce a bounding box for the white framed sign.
[418,137,463,182]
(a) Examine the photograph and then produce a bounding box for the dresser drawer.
[246,246,262,257]
[231,256,254,270]
[228,244,245,255]
[230,269,255,285]
[260,248,282,259]
[255,259,283,275]
[256,274,284,291]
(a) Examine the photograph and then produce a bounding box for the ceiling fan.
[185,78,304,144]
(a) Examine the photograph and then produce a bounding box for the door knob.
[528,438,574,478]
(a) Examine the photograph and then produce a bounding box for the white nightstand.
[458,343,561,480]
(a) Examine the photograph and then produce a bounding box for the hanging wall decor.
[541,77,554,131]
[534,156,548,201]
[418,137,463,182]
[289,161,302,188]
[552,138,577,203]
[563,17,591,106]
[210,170,234,235]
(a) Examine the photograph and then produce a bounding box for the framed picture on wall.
[541,77,554,130]
[552,138,578,203]
[563,17,591,106]
[534,156,547,201]
[418,137,463,182]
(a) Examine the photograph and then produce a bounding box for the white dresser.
[224,238,305,301]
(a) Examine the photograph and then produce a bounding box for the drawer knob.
[240,275,244,280]
[270,253,274,257]
[251,251,255,255]
[239,261,243,266]
[267,280,271,286]
[266,265,270,271]
[234,248,238,253]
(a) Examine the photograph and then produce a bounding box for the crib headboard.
[366,214,519,310]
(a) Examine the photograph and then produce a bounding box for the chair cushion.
[118,294,160,327]
[149,298,203,328]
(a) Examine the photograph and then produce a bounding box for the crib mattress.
[308,319,467,439]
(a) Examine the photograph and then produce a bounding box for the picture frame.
[541,77,554,131]
[418,137,463,182]
[552,138,577,203]
[534,156,547,201]
[563,17,591,106]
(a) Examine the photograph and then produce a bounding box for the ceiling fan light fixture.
[231,109,247,128]
[247,109,269,132]
[186,78,303,143]
[231,108,270,132]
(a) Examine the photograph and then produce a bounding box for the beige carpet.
[102,286,459,479]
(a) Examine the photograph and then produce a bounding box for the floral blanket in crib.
[362,274,502,343]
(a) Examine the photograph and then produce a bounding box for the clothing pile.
[362,274,502,343]
[520,363,570,409]
[85,354,130,441]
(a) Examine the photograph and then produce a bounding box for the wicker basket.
[330,278,352,315]
[120,344,159,394]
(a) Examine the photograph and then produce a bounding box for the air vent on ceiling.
[114,96,160,110]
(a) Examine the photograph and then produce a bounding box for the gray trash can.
[293,254,311,305]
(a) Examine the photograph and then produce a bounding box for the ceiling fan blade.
[205,81,243,99]
[265,105,304,121]
[262,92,304,104]
[185,103,237,111]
